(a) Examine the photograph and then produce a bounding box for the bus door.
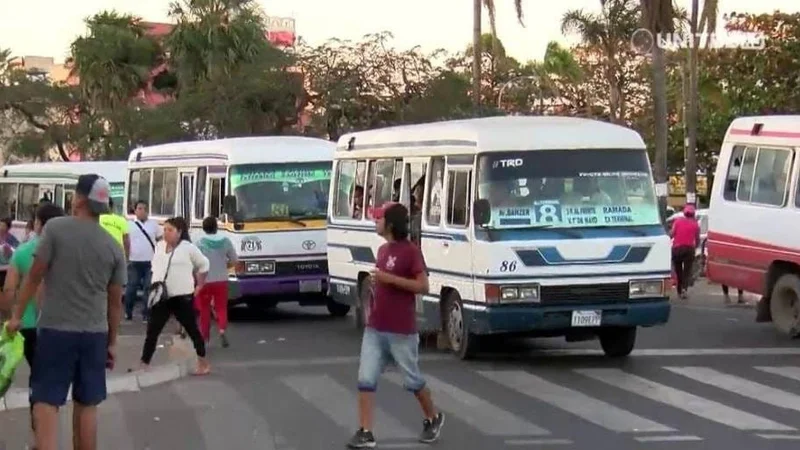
[179,170,195,219]
[402,157,434,332]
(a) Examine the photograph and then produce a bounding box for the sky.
[0,0,797,63]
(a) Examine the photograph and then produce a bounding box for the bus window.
[208,177,225,219]
[426,157,445,226]
[195,167,207,220]
[128,169,152,211]
[17,184,38,222]
[152,168,178,216]
[446,170,471,228]
[0,184,17,219]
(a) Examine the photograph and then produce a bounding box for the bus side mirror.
[473,199,491,226]
[223,195,237,216]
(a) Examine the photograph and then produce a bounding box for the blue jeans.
[357,328,426,393]
[125,261,152,319]
[30,328,108,407]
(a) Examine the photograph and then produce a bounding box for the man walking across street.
[348,202,444,449]
[125,200,162,321]
[7,174,127,450]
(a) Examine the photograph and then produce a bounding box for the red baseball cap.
[369,202,400,220]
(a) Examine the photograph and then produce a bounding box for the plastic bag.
[0,323,25,398]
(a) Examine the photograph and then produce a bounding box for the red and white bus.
[707,115,800,336]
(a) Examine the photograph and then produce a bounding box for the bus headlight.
[500,285,540,303]
[629,279,665,299]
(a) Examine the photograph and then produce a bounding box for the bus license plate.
[571,310,601,327]
[299,280,322,293]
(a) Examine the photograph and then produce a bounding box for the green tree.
[166,0,303,135]
[562,0,640,123]
[472,0,525,110]
[0,50,84,161]
[69,12,161,111]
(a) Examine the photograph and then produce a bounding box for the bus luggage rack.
[540,283,629,304]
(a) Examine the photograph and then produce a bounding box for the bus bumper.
[229,275,329,300]
[465,298,670,335]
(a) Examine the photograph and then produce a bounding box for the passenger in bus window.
[352,185,364,219]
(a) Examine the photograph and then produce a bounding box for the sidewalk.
[1,320,197,411]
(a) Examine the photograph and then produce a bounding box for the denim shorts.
[30,328,108,407]
[357,327,426,393]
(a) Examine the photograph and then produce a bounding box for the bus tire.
[769,274,800,337]
[444,292,477,360]
[599,327,636,358]
[354,276,372,330]
[326,300,351,317]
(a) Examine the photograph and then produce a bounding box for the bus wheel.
[769,274,800,337]
[326,300,351,317]
[599,327,636,358]
[444,292,477,360]
[354,276,372,330]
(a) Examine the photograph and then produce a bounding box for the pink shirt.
[672,217,700,248]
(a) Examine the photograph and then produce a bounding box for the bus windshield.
[229,162,331,222]
[477,149,660,229]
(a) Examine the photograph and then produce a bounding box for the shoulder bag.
[147,242,180,308]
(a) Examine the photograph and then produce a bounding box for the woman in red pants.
[195,216,238,347]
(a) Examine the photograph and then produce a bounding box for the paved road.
[2,283,800,450]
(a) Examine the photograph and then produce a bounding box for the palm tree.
[69,12,160,111]
[473,0,524,111]
[165,0,277,91]
[686,0,718,204]
[561,0,640,123]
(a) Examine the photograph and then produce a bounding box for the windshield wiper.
[249,216,308,227]
[487,224,584,238]
[589,225,648,236]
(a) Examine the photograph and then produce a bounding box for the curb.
[0,340,195,412]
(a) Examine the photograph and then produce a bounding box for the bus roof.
[0,161,127,183]
[725,115,800,145]
[336,116,645,155]
[128,136,336,167]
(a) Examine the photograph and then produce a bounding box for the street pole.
[472,0,482,115]
[686,0,700,206]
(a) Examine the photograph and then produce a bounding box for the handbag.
[0,323,25,398]
[147,242,179,308]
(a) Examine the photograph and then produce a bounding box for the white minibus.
[126,137,347,314]
[327,116,671,359]
[0,161,126,240]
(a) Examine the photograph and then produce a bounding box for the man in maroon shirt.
[347,202,445,449]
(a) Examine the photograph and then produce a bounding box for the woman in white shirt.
[138,216,211,375]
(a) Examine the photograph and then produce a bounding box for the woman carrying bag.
[138,216,211,375]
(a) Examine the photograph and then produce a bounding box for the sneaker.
[419,412,445,443]
[220,334,230,348]
[346,428,376,448]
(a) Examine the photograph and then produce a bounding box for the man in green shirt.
[2,202,65,442]
[99,198,130,259]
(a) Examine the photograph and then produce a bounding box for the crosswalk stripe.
[384,371,550,436]
[665,366,800,413]
[754,366,800,383]
[172,379,278,450]
[281,374,415,439]
[98,396,135,450]
[477,370,673,433]
[577,368,794,431]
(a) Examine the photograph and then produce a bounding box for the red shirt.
[368,240,426,334]
[672,217,700,248]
